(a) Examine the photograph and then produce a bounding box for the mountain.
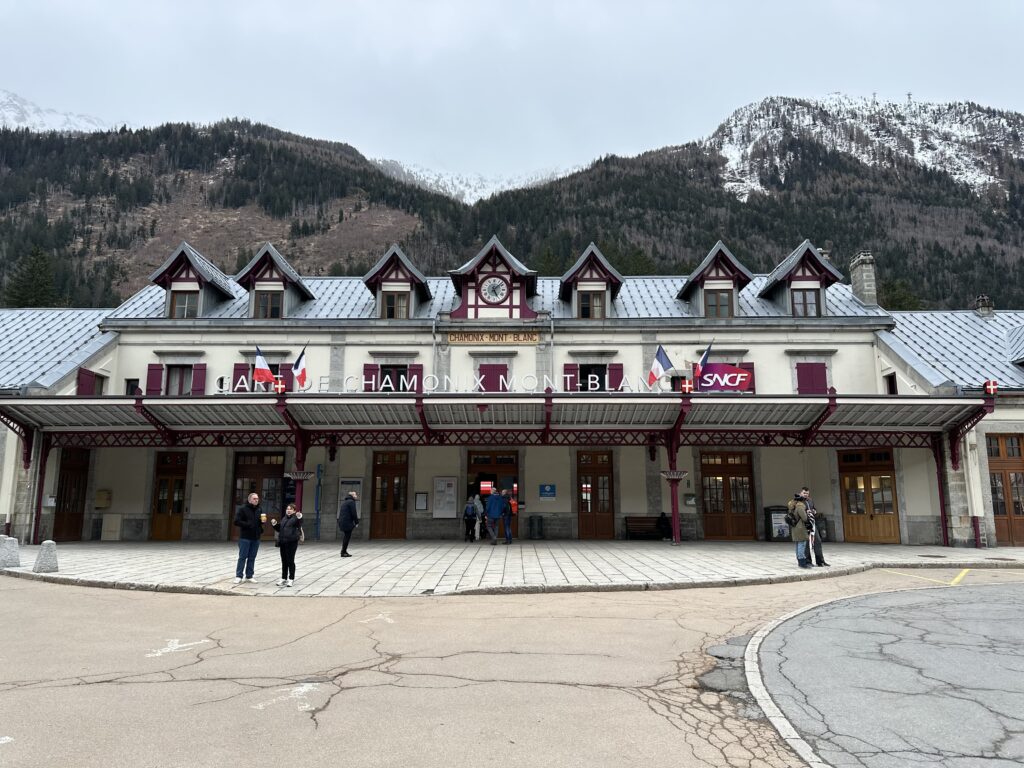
[0,89,110,133]
[372,158,576,204]
[1,93,1023,311]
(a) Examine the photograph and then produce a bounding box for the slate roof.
[449,236,538,295]
[235,243,316,300]
[559,243,625,300]
[677,241,755,300]
[758,239,845,297]
[363,244,432,302]
[148,241,235,299]
[0,309,115,389]
[107,275,889,322]
[881,311,1024,390]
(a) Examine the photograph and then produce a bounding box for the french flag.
[291,345,308,389]
[647,345,674,387]
[253,346,276,384]
[694,340,713,388]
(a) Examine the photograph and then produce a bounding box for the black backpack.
[784,499,799,527]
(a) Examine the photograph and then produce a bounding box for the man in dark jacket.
[789,488,812,569]
[234,492,264,583]
[338,490,360,557]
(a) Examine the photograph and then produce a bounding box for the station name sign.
[447,330,539,345]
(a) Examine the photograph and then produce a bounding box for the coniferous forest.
[1,116,1023,310]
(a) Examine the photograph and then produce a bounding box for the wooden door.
[53,448,89,541]
[231,453,285,541]
[577,451,614,539]
[468,451,519,537]
[150,452,187,541]
[700,452,755,539]
[987,434,1024,546]
[371,451,408,539]
[839,450,900,543]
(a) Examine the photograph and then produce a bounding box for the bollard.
[0,537,21,568]
[32,540,58,573]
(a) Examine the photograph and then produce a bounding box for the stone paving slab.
[3,540,1023,597]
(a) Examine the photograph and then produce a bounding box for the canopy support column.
[665,394,692,545]
[31,434,52,545]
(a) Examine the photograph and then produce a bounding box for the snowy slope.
[0,89,109,133]
[373,158,577,204]
[702,93,1024,201]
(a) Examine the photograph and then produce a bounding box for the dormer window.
[170,291,199,319]
[255,291,283,319]
[382,292,410,319]
[578,291,605,319]
[704,289,733,318]
[791,289,820,317]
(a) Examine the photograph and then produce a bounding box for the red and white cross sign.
[984,380,999,395]
[679,378,694,394]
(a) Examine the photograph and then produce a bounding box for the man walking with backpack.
[788,487,813,569]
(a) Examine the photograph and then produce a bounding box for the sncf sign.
[697,363,753,392]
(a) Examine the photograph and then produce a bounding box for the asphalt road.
[758,578,1024,767]
[2,569,1022,768]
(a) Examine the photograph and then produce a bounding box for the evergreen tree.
[3,247,59,307]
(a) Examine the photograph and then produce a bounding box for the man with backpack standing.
[788,487,812,569]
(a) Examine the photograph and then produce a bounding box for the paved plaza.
[3,539,1024,597]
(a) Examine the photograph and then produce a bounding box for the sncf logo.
[697,363,753,392]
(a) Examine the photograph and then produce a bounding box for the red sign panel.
[696,363,753,392]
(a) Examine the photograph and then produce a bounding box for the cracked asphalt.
[757,573,1024,767]
[2,569,1022,767]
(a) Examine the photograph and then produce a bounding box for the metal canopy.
[0,393,990,449]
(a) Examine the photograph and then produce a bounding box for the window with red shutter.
[191,364,207,396]
[479,364,508,392]
[738,362,756,394]
[563,363,579,392]
[408,364,424,393]
[76,368,96,396]
[363,364,380,392]
[607,363,624,391]
[796,362,828,395]
[145,364,164,396]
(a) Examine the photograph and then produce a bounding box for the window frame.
[169,290,199,319]
[379,364,411,392]
[254,291,284,319]
[382,292,410,320]
[577,363,608,392]
[703,289,733,318]
[577,291,605,319]
[165,364,194,396]
[791,288,821,317]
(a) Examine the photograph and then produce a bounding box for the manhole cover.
[918,554,947,558]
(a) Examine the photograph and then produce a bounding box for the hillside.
[1,94,1023,310]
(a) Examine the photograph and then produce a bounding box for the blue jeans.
[486,517,499,541]
[795,540,809,566]
[237,538,260,578]
[502,513,513,542]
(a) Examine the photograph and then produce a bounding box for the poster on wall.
[432,476,458,518]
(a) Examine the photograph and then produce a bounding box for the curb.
[3,558,1022,597]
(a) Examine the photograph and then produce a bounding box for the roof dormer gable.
[758,239,844,298]
[559,243,624,301]
[676,241,753,301]
[449,236,537,320]
[363,244,432,303]
[235,242,316,300]
[149,241,235,300]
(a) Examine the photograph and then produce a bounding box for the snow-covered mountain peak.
[372,158,578,204]
[704,93,1024,201]
[0,89,110,133]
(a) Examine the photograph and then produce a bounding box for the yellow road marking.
[950,569,971,586]
[881,569,957,585]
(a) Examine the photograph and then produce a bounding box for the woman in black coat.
[271,504,303,587]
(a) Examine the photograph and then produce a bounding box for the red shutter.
[563,363,579,392]
[363,364,380,392]
[407,363,424,393]
[190,363,207,396]
[738,362,756,394]
[145,364,164,396]
[76,368,96,396]
[281,365,294,392]
[479,364,508,392]
[231,363,249,393]
[796,362,828,395]
[608,363,624,391]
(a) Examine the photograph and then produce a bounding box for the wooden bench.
[624,516,667,540]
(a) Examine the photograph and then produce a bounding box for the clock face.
[479,276,509,304]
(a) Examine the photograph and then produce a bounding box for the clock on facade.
[479,276,510,304]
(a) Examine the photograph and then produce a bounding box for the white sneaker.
[286,579,293,587]
[245,577,255,583]
[276,578,286,586]
[234,577,242,584]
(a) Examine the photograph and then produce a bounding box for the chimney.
[973,294,994,318]
[819,239,834,261]
[850,251,877,306]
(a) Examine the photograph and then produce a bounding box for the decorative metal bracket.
[802,395,837,445]
[948,396,995,471]
[134,397,176,445]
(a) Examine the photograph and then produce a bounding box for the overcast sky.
[4,0,1022,178]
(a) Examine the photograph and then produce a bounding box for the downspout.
[31,434,52,545]
[549,312,555,387]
